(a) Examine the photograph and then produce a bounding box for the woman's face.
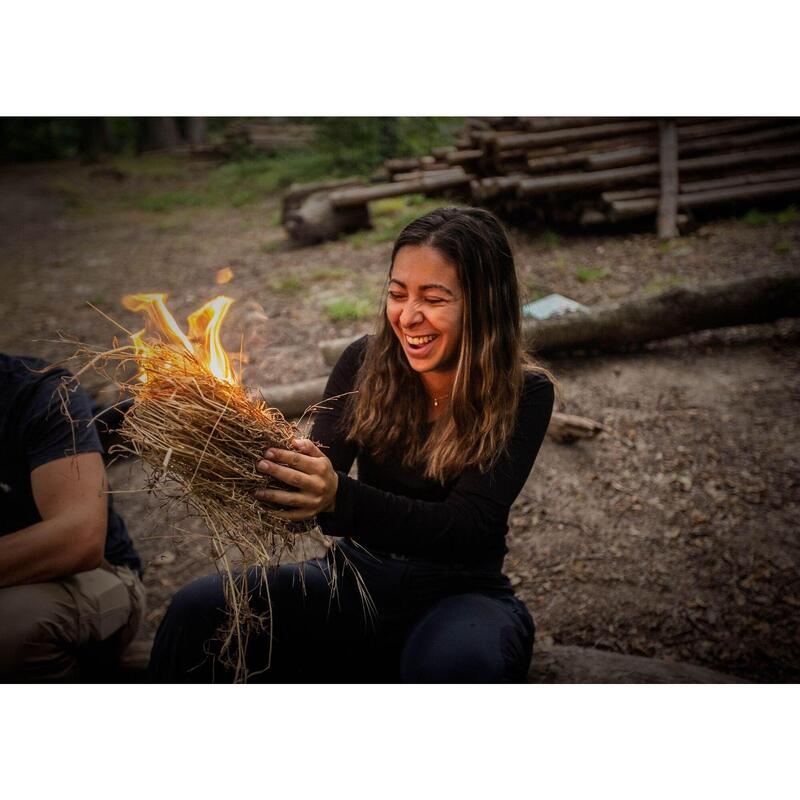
[387,244,464,375]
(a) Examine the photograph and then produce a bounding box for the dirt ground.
[1,158,798,681]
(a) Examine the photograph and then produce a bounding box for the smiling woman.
[149,207,556,683]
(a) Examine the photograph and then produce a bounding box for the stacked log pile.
[225,121,315,155]
[282,117,800,243]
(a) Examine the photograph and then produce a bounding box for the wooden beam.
[494,120,658,151]
[611,177,800,219]
[658,119,680,239]
[329,171,470,208]
[517,143,800,197]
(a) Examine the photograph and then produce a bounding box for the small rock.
[152,550,176,566]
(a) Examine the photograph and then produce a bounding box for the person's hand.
[254,438,338,521]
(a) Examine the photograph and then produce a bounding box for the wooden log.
[527,645,747,683]
[680,166,800,193]
[526,136,656,172]
[320,269,800,363]
[259,377,329,419]
[677,142,800,172]
[259,373,601,446]
[444,148,483,164]
[494,120,658,151]
[281,177,364,224]
[329,171,471,209]
[546,412,605,443]
[676,117,775,141]
[283,192,371,245]
[603,166,800,204]
[393,167,466,183]
[527,124,799,175]
[658,119,680,239]
[587,145,659,170]
[518,163,660,196]
[519,117,624,133]
[678,122,800,156]
[611,177,800,219]
[471,176,524,201]
[602,187,660,202]
[517,143,800,197]
[523,268,800,353]
[384,157,423,173]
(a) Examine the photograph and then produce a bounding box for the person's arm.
[0,452,107,587]
[257,373,554,561]
[327,375,554,560]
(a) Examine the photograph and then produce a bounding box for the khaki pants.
[0,561,145,682]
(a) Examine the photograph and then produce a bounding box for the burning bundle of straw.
[77,291,359,681]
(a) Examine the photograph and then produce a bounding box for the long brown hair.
[347,206,552,484]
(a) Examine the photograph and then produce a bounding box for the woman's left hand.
[254,438,338,521]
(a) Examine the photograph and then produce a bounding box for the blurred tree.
[184,117,207,147]
[137,117,183,152]
[78,118,110,163]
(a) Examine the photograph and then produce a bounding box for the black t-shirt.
[0,354,142,575]
[312,336,554,568]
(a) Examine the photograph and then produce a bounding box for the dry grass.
[68,335,373,682]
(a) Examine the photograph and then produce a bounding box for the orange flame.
[122,292,237,384]
[215,267,234,285]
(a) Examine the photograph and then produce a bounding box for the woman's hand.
[254,438,338,521]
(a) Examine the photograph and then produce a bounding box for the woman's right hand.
[254,438,338,521]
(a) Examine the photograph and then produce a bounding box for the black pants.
[148,543,535,683]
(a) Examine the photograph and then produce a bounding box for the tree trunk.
[657,119,680,239]
[139,117,183,152]
[185,117,207,147]
[281,177,365,224]
[78,117,110,164]
[283,191,371,245]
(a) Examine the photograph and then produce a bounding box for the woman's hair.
[346,206,554,484]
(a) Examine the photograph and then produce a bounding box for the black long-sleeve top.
[312,336,554,568]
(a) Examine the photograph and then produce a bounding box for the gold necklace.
[432,393,449,409]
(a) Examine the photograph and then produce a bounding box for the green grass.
[325,296,373,321]
[644,274,685,294]
[154,218,192,233]
[127,150,371,214]
[310,267,352,281]
[272,276,302,292]
[540,229,561,248]
[135,190,207,213]
[575,266,610,283]
[109,154,185,180]
[658,239,675,254]
[347,197,444,248]
[742,209,771,226]
[741,204,799,226]
[260,239,286,253]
